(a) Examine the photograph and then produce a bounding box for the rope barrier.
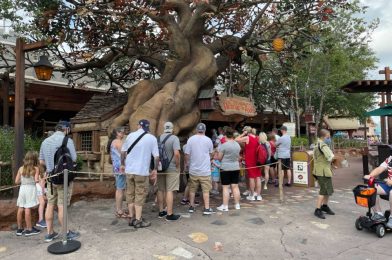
[0,172,63,192]
[0,158,316,193]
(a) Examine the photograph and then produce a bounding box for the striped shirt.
[39,131,77,172]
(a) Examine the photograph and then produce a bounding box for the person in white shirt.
[185,123,215,215]
[121,119,159,228]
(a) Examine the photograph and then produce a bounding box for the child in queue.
[211,150,221,195]
[15,151,41,236]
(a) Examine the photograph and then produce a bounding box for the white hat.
[164,122,174,133]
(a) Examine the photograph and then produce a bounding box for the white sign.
[293,161,308,185]
[283,122,296,137]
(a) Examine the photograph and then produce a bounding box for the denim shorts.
[115,174,126,190]
[378,183,392,194]
[211,171,220,182]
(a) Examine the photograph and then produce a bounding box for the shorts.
[36,183,47,197]
[269,157,277,168]
[157,172,180,192]
[247,167,261,179]
[211,171,220,182]
[189,175,212,193]
[220,170,240,185]
[316,176,334,196]
[115,174,126,190]
[47,182,73,206]
[280,158,291,170]
[126,175,149,206]
[377,183,392,194]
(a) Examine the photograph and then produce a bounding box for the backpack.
[256,143,268,166]
[49,136,76,186]
[157,134,174,172]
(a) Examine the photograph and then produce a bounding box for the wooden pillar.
[1,76,10,126]
[13,38,25,180]
[380,67,391,144]
[381,93,387,143]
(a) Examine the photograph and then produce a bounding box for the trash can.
[292,151,315,188]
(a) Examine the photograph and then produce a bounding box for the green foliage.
[292,136,309,147]
[332,137,366,149]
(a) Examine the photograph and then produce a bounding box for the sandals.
[115,211,130,218]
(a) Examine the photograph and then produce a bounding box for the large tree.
[1,0,347,135]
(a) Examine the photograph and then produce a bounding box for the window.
[80,131,93,151]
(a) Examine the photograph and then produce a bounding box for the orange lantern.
[272,38,285,52]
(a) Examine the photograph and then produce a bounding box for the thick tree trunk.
[111,42,218,136]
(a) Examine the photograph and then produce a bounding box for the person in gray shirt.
[217,127,241,212]
[276,125,292,187]
[157,122,181,222]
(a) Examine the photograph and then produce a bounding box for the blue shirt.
[39,131,77,172]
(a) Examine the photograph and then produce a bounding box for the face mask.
[324,137,332,145]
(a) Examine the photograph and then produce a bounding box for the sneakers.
[235,204,241,210]
[188,206,195,213]
[129,218,136,227]
[36,220,47,228]
[242,190,250,196]
[256,195,263,201]
[314,208,326,219]
[217,205,229,212]
[166,214,181,222]
[194,201,200,206]
[264,184,268,190]
[386,217,392,229]
[321,205,335,215]
[284,183,291,187]
[203,208,215,215]
[24,227,41,237]
[371,213,386,222]
[67,230,80,240]
[211,190,220,195]
[246,195,255,201]
[158,211,167,218]
[44,232,59,242]
[181,199,190,205]
[134,218,151,229]
[15,229,24,236]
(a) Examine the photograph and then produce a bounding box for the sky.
[358,0,392,134]
[359,0,392,79]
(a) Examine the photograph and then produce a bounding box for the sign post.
[292,151,315,187]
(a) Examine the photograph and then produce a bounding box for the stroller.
[353,177,391,238]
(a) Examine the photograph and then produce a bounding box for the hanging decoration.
[272,37,285,52]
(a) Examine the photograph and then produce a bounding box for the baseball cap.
[56,120,71,129]
[164,122,174,133]
[196,123,206,133]
[139,119,150,132]
[280,125,287,131]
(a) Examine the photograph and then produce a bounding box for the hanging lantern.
[33,55,54,81]
[272,38,285,52]
[25,107,34,118]
[8,92,15,103]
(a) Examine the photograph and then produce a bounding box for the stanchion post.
[278,159,284,202]
[47,169,81,254]
[62,169,69,244]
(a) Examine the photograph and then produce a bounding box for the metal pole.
[63,169,68,245]
[278,159,284,202]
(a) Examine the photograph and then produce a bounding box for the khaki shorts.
[47,182,73,206]
[126,175,149,206]
[189,175,212,193]
[158,172,180,192]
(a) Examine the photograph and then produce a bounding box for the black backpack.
[157,134,174,172]
[49,136,76,185]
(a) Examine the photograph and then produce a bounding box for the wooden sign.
[219,94,257,117]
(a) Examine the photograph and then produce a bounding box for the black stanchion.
[48,169,81,254]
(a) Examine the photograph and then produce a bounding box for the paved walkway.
[1,157,392,259]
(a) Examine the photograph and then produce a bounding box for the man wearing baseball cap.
[157,122,181,221]
[184,123,215,215]
[121,119,159,228]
